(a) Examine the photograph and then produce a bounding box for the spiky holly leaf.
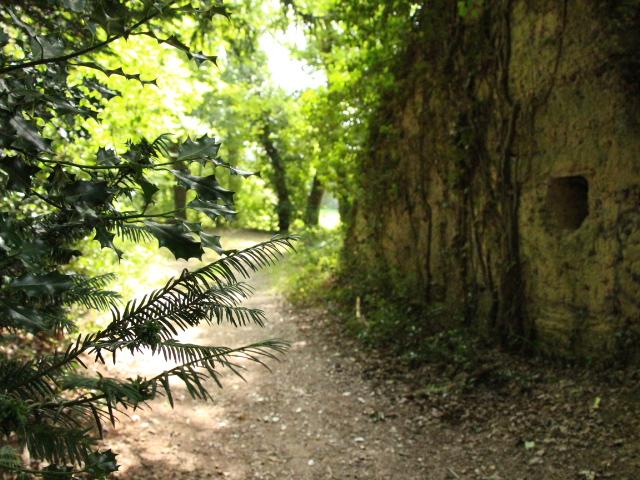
[144,221,204,260]
[138,177,159,204]
[96,148,120,166]
[200,232,225,255]
[62,180,110,206]
[175,135,221,163]
[188,198,236,220]
[94,225,123,258]
[0,156,40,191]
[0,305,46,330]
[73,62,157,86]
[213,158,259,178]
[8,272,74,297]
[85,449,119,476]
[9,116,50,153]
[172,171,235,204]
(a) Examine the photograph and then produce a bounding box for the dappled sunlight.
[109,375,270,479]
[101,254,438,479]
[4,0,640,478]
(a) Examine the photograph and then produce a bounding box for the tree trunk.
[260,124,291,232]
[304,174,324,227]
[338,194,352,225]
[173,161,187,220]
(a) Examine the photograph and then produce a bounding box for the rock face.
[345,0,640,359]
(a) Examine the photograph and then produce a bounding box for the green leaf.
[213,158,259,177]
[200,232,225,255]
[8,272,74,297]
[62,180,110,206]
[47,165,75,194]
[85,449,119,476]
[138,177,159,204]
[175,135,221,163]
[0,156,40,192]
[30,35,65,60]
[74,62,158,86]
[188,198,236,220]
[151,34,217,66]
[94,225,123,258]
[0,305,46,330]
[172,171,234,204]
[97,148,120,166]
[62,0,88,13]
[9,116,50,152]
[143,221,204,260]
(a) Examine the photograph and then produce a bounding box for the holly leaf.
[175,135,221,163]
[47,165,75,194]
[94,225,123,258]
[200,232,226,255]
[8,272,74,297]
[213,157,258,177]
[10,116,50,152]
[0,305,46,331]
[138,177,159,204]
[97,147,120,166]
[226,165,258,177]
[30,35,65,60]
[151,35,217,66]
[172,171,234,204]
[188,198,236,220]
[143,221,204,260]
[62,180,110,206]
[62,0,88,13]
[85,449,119,476]
[0,156,40,191]
[74,62,158,86]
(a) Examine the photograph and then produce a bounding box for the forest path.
[104,231,437,479]
[102,230,640,480]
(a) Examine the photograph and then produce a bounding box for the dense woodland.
[1,0,639,478]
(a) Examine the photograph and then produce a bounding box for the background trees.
[191,0,330,232]
[0,1,294,477]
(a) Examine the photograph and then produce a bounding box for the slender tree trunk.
[304,174,324,227]
[260,124,291,232]
[338,194,352,224]
[173,161,187,220]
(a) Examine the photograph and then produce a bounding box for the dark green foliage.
[0,237,293,477]
[0,1,293,477]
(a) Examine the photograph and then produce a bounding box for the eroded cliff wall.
[346,0,640,358]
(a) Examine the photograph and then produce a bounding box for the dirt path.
[106,281,424,479]
[102,232,434,479]
[100,231,640,480]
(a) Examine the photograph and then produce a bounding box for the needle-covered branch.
[0,237,294,472]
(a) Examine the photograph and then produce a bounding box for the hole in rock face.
[546,176,589,230]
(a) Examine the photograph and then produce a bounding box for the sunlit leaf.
[175,135,221,163]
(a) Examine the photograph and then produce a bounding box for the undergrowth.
[277,228,486,371]
[275,228,342,305]
[277,229,597,397]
